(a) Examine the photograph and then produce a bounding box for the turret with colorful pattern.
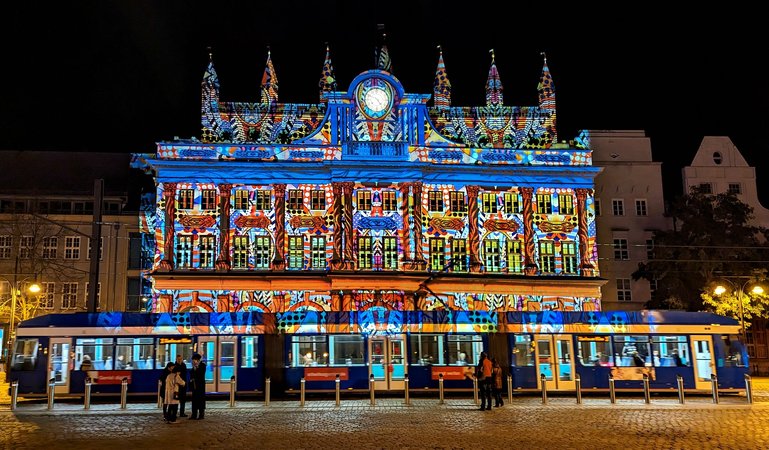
[261,48,279,104]
[319,44,337,103]
[201,50,222,142]
[537,52,557,141]
[433,46,451,110]
[485,49,503,107]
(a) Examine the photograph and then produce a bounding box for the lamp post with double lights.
[713,278,766,345]
[3,276,41,360]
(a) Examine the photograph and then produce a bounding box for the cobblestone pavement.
[3,375,769,449]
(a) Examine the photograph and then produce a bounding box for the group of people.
[159,353,206,423]
[475,352,504,411]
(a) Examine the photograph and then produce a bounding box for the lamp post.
[4,277,41,359]
[714,279,765,344]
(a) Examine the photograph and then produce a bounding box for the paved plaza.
[3,377,769,449]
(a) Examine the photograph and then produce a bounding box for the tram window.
[718,335,746,367]
[11,338,39,371]
[651,336,689,367]
[156,339,193,369]
[116,338,154,370]
[409,334,444,365]
[75,338,114,371]
[577,336,612,366]
[240,337,259,368]
[512,335,534,366]
[291,336,328,367]
[330,335,364,366]
[447,335,483,366]
[612,336,651,367]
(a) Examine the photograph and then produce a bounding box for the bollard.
[473,375,479,405]
[10,380,19,411]
[507,374,513,404]
[404,374,410,406]
[120,377,128,409]
[47,377,55,410]
[84,377,92,410]
[642,373,651,404]
[745,374,754,405]
[609,374,616,405]
[676,375,685,404]
[229,376,236,407]
[157,380,163,409]
[711,373,720,404]
[335,374,341,407]
[300,378,306,407]
[540,373,547,405]
[575,373,582,405]
[438,373,445,405]
[369,374,376,406]
[265,377,271,407]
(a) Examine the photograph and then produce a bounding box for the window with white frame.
[232,236,249,269]
[383,237,398,270]
[310,190,326,210]
[0,235,12,259]
[234,189,250,210]
[504,192,521,214]
[357,237,372,270]
[20,236,33,259]
[451,239,467,272]
[310,236,326,269]
[698,183,713,194]
[288,236,304,269]
[507,240,523,273]
[85,282,101,310]
[617,279,632,301]
[62,282,78,309]
[254,236,271,269]
[87,237,103,260]
[64,237,81,260]
[612,199,624,216]
[484,239,501,272]
[450,191,467,215]
[728,183,742,195]
[429,238,446,271]
[40,282,55,309]
[561,241,577,274]
[176,235,193,269]
[613,238,629,260]
[538,240,556,273]
[199,235,216,269]
[43,237,57,259]
[635,199,647,216]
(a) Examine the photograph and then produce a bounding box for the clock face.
[356,78,393,119]
[364,88,389,113]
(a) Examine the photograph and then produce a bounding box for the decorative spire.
[319,43,337,103]
[374,27,392,73]
[261,47,279,104]
[201,47,221,141]
[202,48,220,99]
[433,45,452,110]
[485,49,503,107]
[537,52,557,141]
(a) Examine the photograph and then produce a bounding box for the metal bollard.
[47,377,55,410]
[473,376,479,405]
[676,375,685,404]
[540,373,547,405]
[300,378,306,407]
[711,373,719,404]
[84,377,92,410]
[369,374,376,406]
[609,374,616,404]
[265,377,271,407]
[10,380,19,411]
[229,376,236,407]
[404,374,410,406]
[438,373,445,405]
[507,374,513,404]
[745,374,754,405]
[120,377,128,409]
[642,373,651,404]
[157,380,163,409]
[335,374,341,407]
[575,373,582,404]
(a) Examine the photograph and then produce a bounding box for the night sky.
[3,2,767,201]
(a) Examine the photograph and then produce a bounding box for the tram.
[6,310,748,397]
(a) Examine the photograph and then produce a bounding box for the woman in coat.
[163,362,186,423]
[491,358,504,407]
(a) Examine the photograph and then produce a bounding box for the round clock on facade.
[356,78,393,119]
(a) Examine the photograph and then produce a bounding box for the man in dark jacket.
[189,353,206,420]
[175,355,189,417]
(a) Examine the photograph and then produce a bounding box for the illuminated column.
[521,187,538,275]
[466,185,482,272]
[341,182,356,269]
[331,182,344,270]
[575,188,595,276]
[215,184,232,271]
[411,182,426,270]
[399,183,412,265]
[272,184,287,270]
[158,182,177,271]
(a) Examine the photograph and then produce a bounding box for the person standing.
[189,353,206,420]
[476,352,493,411]
[491,358,504,407]
[163,362,186,423]
[175,355,189,417]
[158,362,173,419]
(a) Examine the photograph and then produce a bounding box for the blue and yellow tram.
[7,310,748,397]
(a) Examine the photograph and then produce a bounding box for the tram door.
[48,338,71,394]
[197,336,238,393]
[535,335,576,391]
[369,335,406,390]
[691,336,715,390]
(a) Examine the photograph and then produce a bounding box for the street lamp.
[713,279,765,344]
[5,279,41,359]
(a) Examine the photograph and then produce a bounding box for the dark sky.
[3,2,768,202]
